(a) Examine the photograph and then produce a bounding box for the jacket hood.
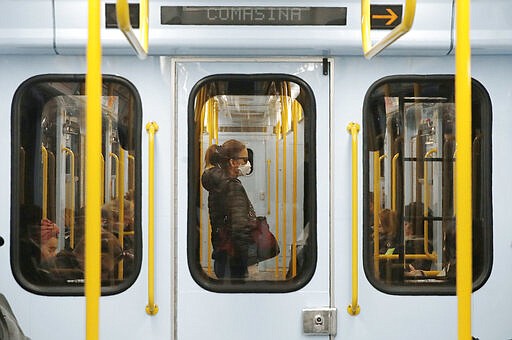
[201,166,230,193]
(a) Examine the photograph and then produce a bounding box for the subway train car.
[0,0,510,339]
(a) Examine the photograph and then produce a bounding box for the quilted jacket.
[201,166,254,260]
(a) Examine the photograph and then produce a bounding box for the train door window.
[11,75,142,295]
[363,76,492,294]
[188,75,317,292]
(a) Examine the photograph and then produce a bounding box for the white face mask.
[238,161,252,176]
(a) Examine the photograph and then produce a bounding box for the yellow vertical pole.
[391,153,399,211]
[62,148,76,249]
[347,122,361,316]
[455,0,472,339]
[118,148,125,279]
[373,151,381,278]
[267,160,271,215]
[85,0,102,338]
[101,154,105,204]
[423,149,437,256]
[41,146,48,220]
[146,122,159,315]
[274,123,281,279]
[281,88,288,279]
[140,0,149,52]
[291,100,298,277]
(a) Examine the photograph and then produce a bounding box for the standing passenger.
[201,139,254,279]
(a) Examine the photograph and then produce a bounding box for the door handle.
[145,121,159,315]
[346,122,361,316]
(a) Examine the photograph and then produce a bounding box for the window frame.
[10,74,143,296]
[362,75,493,295]
[187,73,318,293]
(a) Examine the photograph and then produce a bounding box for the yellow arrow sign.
[371,8,398,26]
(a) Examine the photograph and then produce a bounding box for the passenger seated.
[39,218,59,262]
[73,229,123,282]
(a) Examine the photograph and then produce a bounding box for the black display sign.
[105,3,139,28]
[370,5,402,29]
[161,6,347,26]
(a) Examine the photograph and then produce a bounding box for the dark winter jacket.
[201,166,254,260]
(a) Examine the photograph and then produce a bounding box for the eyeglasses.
[235,157,249,164]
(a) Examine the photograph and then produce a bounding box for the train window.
[363,76,492,294]
[11,75,142,295]
[188,75,317,292]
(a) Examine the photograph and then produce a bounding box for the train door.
[173,59,333,339]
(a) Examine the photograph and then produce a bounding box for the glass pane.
[13,76,141,294]
[364,77,492,293]
[188,76,316,291]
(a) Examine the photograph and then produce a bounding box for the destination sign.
[161,6,347,26]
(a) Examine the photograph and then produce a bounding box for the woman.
[201,139,254,279]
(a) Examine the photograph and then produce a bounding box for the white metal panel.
[53,0,452,57]
[0,55,173,340]
[174,59,331,340]
[469,0,512,54]
[0,1,54,54]
[332,55,511,339]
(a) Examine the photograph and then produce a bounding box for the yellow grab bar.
[85,0,102,337]
[347,122,361,316]
[392,153,399,211]
[455,0,472,338]
[423,148,437,256]
[372,151,381,278]
[101,154,105,204]
[274,132,280,279]
[116,0,148,59]
[62,147,76,249]
[146,121,159,315]
[109,153,120,200]
[379,253,436,261]
[41,146,48,220]
[280,84,289,279]
[361,0,416,59]
[117,148,125,280]
[267,160,271,215]
[291,100,299,277]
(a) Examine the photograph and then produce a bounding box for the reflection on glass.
[14,78,140,292]
[364,78,491,292]
[190,77,314,284]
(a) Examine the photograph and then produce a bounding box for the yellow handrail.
[347,122,361,316]
[128,154,135,192]
[361,0,416,59]
[146,121,159,315]
[423,148,437,256]
[280,84,289,279]
[379,253,436,261]
[372,151,380,278]
[62,147,76,249]
[101,154,105,204]
[117,148,125,280]
[267,160,271,215]
[85,0,102,337]
[392,153,399,211]
[274,128,280,279]
[41,146,48,220]
[116,0,148,59]
[291,100,299,277]
[455,0,472,338]
[380,254,432,261]
[109,152,119,200]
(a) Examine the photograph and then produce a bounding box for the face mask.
[238,161,252,176]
